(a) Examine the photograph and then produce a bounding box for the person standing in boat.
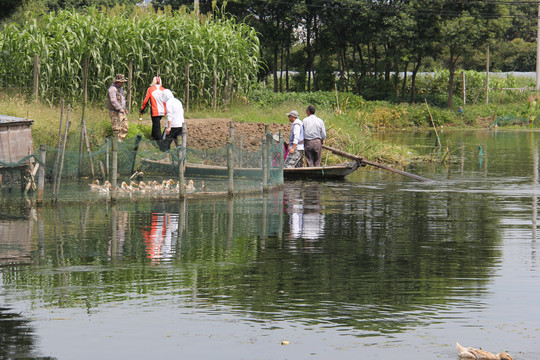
[284,110,304,168]
[302,105,326,167]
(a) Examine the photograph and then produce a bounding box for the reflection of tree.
[0,307,51,359]
[0,186,502,335]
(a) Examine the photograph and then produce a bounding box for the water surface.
[1,129,539,359]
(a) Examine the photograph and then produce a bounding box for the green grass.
[3,88,538,166]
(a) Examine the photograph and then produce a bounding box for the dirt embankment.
[184,118,290,151]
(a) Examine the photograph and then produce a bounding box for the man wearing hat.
[284,110,304,168]
[106,73,129,141]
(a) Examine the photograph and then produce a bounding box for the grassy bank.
[1,88,536,165]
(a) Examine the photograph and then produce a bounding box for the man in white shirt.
[160,89,184,151]
[284,110,304,168]
[302,105,326,167]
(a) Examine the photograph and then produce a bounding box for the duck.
[185,179,196,193]
[89,179,100,191]
[456,342,513,360]
[100,180,112,192]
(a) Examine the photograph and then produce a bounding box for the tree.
[1,0,27,20]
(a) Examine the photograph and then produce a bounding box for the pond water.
[1,129,539,360]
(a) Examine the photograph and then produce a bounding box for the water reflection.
[285,183,325,253]
[0,306,44,360]
[0,210,33,266]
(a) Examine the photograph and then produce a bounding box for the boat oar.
[322,144,431,182]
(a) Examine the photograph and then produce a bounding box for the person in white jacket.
[284,110,304,168]
[160,89,184,151]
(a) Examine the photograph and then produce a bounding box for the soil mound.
[185,118,289,152]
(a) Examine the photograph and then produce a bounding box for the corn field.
[0,8,260,108]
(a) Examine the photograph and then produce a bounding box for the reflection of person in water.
[140,212,178,260]
[286,183,325,241]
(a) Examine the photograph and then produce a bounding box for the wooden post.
[52,100,64,184]
[278,130,284,183]
[262,138,268,191]
[213,72,218,112]
[227,137,234,195]
[128,59,133,113]
[55,119,71,201]
[111,137,118,202]
[238,134,243,168]
[462,71,466,106]
[106,138,110,179]
[178,124,186,198]
[185,63,190,113]
[37,145,46,204]
[229,120,234,162]
[33,55,39,102]
[486,45,490,105]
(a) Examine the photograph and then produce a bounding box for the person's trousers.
[304,139,322,167]
[159,127,183,151]
[109,110,128,141]
[151,116,163,141]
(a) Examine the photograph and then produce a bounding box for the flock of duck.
[89,178,202,194]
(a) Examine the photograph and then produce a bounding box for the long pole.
[322,144,431,182]
[111,137,118,202]
[537,0,540,90]
[424,99,442,148]
[179,124,186,198]
[33,55,39,102]
[37,144,46,205]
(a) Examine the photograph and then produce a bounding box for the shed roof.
[0,114,34,125]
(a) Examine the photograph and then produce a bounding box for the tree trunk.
[410,54,422,104]
[401,60,409,98]
[286,46,290,92]
[305,14,312,92]
[273,44,279,92]
[448,49,456,108]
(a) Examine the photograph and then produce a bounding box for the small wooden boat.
[283,161,360,180]
[140,159,360,181]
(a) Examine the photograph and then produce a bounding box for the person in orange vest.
[139,76,167,141]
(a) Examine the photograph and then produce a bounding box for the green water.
[1,130,539,359]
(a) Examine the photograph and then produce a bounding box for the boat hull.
[140,159,360,180]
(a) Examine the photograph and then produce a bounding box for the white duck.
[456,342,513,360]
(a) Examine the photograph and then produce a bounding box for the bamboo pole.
[179,124,186,198]
[52,100,64,185]
[322,144,431,182]
[462,71,466,106]
[227,137,234,195]
[33,55,39,102]
[262,140,268,191]
[37,144,46,204]
[55,119,71,201]
[185,63,190,113]
[128,59,133,113]
[213,72,218,112]
[424,99,442,149]
[111,137,118,202]
[106,138,110,179]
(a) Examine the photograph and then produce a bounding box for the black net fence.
[1,130,284,199]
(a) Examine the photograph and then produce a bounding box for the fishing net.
[1,126,284,198]
[490,115,530,128]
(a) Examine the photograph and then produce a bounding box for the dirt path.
[184,118,289,151]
